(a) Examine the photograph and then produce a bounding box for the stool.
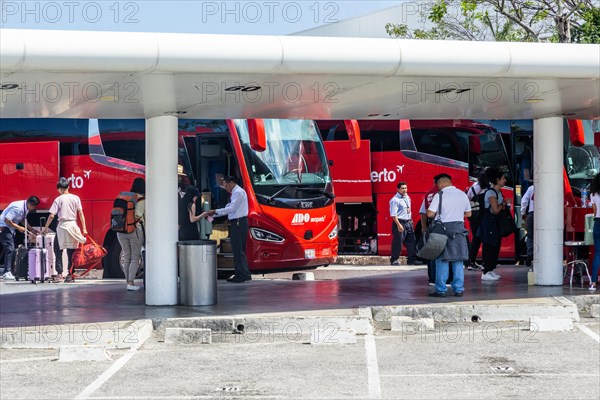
[564,241,592,288]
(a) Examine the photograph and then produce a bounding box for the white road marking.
[364,334,382,399]
[75,348,137,399]
[380,373,599,377]
[0,356,55,363]
[578,324,600,343]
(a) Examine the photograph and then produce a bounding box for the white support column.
[145,116,179,305]
[533,117,564,285]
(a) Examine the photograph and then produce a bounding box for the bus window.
[411,128,469,163]
[98,120,146,165]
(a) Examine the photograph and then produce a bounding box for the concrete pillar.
[145,116,179,305]
[533,117,564,285]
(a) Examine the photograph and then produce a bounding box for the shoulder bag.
[416,191,448,260]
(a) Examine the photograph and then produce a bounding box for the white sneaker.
[481,272,500,281]
[490,271,502,279]
[126,284,141,291]
[3,271,15,280]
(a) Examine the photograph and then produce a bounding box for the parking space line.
[578,325,600,343]
[380,373,599,377]
[75,347,138,399]
[364,333,381,399]
[0,356,55,363]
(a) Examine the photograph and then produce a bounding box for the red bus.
[0,118,340,277]
[319,119,598,261]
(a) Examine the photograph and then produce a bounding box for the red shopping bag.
[71,236,107,277]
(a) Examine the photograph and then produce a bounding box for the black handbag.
[416,191,448,260]
[497,206,517,237]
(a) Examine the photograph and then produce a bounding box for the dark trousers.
[53,235,74,275]
[525,213,534,261]
[0,228,15,273]
[391,221,417,263]
[482,242,501,273]
[468,216,482,264]
[230,217,250,279]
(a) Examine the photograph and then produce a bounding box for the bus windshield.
[236,119,331,199]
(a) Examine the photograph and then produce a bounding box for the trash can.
[178,240,217,306]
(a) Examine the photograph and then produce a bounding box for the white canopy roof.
[1,29,598,120]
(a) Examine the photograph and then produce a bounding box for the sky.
[1,0,402,35]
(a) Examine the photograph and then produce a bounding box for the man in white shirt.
[207,176,251,283]
[520,185,535,266]
[427,174,471,297]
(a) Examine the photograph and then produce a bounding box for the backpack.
[467,186,486,222]
[111,192,144,233]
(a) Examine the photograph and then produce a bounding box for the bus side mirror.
[248,119,266,152]
[567,119,585,147]
[344,120,361,151]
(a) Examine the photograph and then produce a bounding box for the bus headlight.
[328,225,338,240]
[250,228,285,243]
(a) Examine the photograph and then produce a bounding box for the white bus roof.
[1,29,598,120]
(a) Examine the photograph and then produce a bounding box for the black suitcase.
[13,245,29,281]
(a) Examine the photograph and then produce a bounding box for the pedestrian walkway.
[0,265,596,328]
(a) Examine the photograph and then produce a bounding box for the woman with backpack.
[117,178,145,291]
[466,171,489,271]
[478,167,507,281]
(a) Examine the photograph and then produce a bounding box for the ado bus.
[0,118,340,277]
[319,119,598,261]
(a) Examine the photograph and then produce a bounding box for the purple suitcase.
[35,233,56,276]
[27,248,47,283]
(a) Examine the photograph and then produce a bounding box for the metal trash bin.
[178,240,217,306]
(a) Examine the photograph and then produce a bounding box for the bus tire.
[103,239,125,279]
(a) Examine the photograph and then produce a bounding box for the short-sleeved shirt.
[135,198,145,227]
[389,193,411,220]
[591,193,600,218]
[419,185,439,215]
[428,186,471,223]
[484,188,504,211]
[0,200,28,233]
[520,185,535,215]
[49,193,83,221]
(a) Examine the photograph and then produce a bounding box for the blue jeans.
[592,222,600,284]
[435,257,465,294]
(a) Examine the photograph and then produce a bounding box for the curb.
[370,296,580,326]
[1,319,153,349]
[154,315,373,342]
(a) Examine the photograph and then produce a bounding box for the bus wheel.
[103,240,125,279]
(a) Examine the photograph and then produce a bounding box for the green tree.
[386,0,600,43]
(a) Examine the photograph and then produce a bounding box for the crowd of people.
[1,174,252,289]
[389,167,599,296]
[2,168,599,294]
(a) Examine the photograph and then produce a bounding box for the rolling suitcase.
[13,245,29,281]
[36,232,57,277]
[28,247,47,283]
